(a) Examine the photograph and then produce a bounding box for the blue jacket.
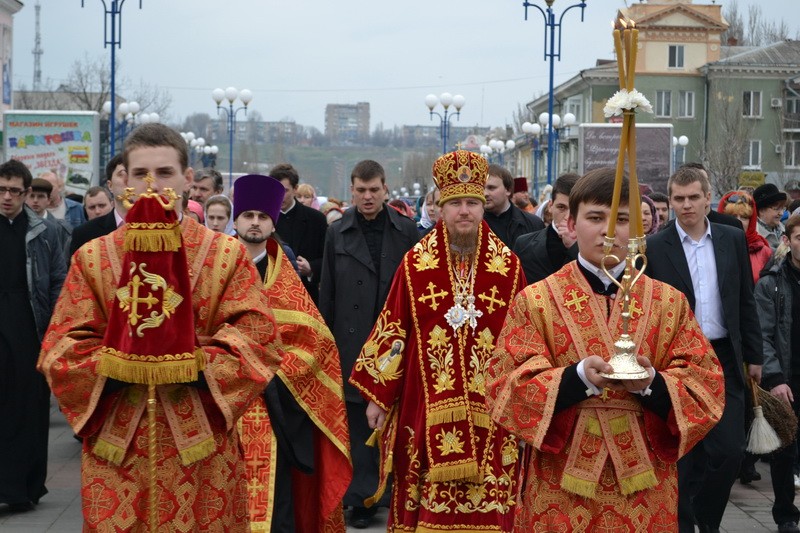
[64,197,87,228]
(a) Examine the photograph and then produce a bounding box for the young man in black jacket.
[755,215,800,533]
[483,164,543,248]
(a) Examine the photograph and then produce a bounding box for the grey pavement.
[0,399,784,532]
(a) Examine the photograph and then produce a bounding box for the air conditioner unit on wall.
[771,98,783,108]
[775,144,784,154]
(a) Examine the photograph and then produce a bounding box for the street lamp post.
[425,93,465,154]
[212,87,253,190]
[103,100,160,156]
[523,0,587,185]
[82,0,144,157]
[522,121,543,198]
[673,135,689,173]
[480,139,515,166]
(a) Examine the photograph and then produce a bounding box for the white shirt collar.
[281,198,297,215]
[577,253,626,289]
[675,217,711,243]
[252,249,267,265]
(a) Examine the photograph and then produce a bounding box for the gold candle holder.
[599,236,650,380]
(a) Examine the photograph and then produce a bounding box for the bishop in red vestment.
[350,151,525,533]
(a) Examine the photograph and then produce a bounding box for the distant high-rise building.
[325,102,370,144]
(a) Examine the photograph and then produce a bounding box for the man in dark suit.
[646,166,763,533]
[513,173,579,284]
[483,164,543,248]
[319,160,419,528]
[271,163,328,303]
[69,154,128,256]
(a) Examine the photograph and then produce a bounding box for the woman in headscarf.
[718,190,772,283]
[204,194,235,235]
[641,195,661,235]
[296,183,320,210]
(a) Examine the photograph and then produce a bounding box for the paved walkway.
[0,399,786,532]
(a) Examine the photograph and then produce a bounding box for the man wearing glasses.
[0,159,66,512]
[754,183,788,251]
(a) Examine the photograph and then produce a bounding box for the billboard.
[578,123,673,194]
[3,110,101,195]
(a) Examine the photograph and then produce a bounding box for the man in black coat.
[646,166,762,533]
[319,160,419,529]
[271,163,328,303]
[483,164,543,248]
[513,172,579,284]
[69,154,128,256]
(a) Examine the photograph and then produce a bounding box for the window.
[787,97,800,115]
[565,96,583,123]
[668,45,685,68]
[743,140,761,168]
[678,91,695,118]
[743,91,762,117]
[655,90,671,117]
[786,138,800,168]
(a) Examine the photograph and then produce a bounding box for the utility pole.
[32,0,43,91]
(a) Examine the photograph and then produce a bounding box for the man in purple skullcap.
[233,174,286,263]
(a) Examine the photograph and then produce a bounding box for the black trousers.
[678,338,745,532]
[769,376,800,525]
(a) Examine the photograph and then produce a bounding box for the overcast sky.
[11,0,799,132]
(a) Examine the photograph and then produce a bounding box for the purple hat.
[232,174,285,223]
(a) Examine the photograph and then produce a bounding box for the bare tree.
[700,84,755,196]
[722,2,790,46]
[721,0,744,45]
[512,101,533,134]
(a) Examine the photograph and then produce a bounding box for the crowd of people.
[2,121,800,532]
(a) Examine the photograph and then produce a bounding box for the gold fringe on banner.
[124,227,182,253]
[96,347,205,385]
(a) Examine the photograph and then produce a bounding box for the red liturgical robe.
[350,221,524,533]
[486,262,725,532]
[38,218,281,532]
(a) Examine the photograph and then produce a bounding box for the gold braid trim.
[586,416,602,437]
[93,438,127,465]
[472,411,491,429]
[96,347,205,385]
[124,225,182,252]
[178,436,216,466]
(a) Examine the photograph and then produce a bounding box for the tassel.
[618,469,659,495]
[124,227,182,252]
[97,347,202,385]
[178,436,216,465]
[561,472,598,499]
[747,406,781,454]
[93,438,127,465]
[427,460,480,483]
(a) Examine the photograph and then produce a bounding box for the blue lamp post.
[425,93,465,154]
[102,100,160,156]
[82,0,144,157]
[212,87,253,190]
[523,0,587,185]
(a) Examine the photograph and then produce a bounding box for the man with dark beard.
[349,150,525,532]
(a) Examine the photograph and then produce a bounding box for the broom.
[746,377,782,454]
[756,382,798,450]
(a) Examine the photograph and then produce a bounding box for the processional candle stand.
[599,18,654,380]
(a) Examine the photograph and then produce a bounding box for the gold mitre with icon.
[432,150,489,205]
[96,174,204,385]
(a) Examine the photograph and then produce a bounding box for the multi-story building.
[513,0,800,195]
[324,102,370,145]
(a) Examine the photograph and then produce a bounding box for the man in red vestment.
[233,174,352,532]
[486,167,725,531]
[38,124,281,532]
[350,150,525,532]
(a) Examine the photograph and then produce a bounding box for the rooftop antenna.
[32,0,43,91]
